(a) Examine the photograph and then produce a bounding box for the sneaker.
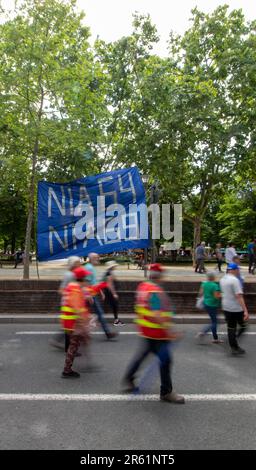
[121,378,138,394]
[160,392,185,404]
[106,332,117,340]
[114,320,124,326]
[195,332,205,344]
[231,347,246,356]
[62,370,80,378]
[212,339,224,344]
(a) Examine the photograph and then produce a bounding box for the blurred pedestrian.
[225,242,237,265]
[85,253,116,340]
[122,263,184,404]
[220,263,249,355]
[196,272,222,344]
[102,261,124,326]
[232,255,244,289]
[50,256,80,351]
[195,242,206,273]
[215,243,223,272]
[61,267,107,378]
[247,238,256,274]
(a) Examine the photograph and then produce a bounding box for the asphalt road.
[1,323,256,450]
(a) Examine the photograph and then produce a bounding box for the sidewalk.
[1,261,256,282]
[1,313,256,324]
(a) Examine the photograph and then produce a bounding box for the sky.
[1,1,255,56]
[79,0,256,55]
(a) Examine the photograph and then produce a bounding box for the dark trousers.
[217,259,223,272]
[249,254,255,273]
[203,305,218,340]
[224,311,247,350]
[65,332,70,352]
[198,259,206,273]
[125,338,172,396]
[104,288,119,320]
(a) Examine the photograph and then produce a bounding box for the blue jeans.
[93,297,110,335]
[203,305,218,340]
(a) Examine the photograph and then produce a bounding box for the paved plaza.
[1,261,255,282]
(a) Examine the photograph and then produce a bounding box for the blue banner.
[37,166,150,261]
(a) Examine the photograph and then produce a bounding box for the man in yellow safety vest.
[122,263,185,404]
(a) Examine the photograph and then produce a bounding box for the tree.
[99,6,255,257]
[0,0,105,276]
[216,182,256,246]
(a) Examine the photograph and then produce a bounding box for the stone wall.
[0,280,255,315]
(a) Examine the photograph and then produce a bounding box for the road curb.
[1,314,256,324]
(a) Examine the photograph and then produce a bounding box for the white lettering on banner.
[49,225,68,254]
[48,186,65,217]
[79,185,92,205]
[98,176,117,205]
[118,172,136,203]
[68,187,74,216]
[71,223,77,250]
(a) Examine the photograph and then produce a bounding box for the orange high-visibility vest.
[135,281,173,340]
[60,282,88,332]
[60,281,108,332]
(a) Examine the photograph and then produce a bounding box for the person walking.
[194,243,201,273]
[232,255,245,289]
[247,238,256,274]
[220,262,249,355]
[215,243,223,272]
[225,242,237,266]
[122,263,185,404]
[61,267,108,378]
[102,261,124,326]
[85,253,116,340]
[196,272,222,344]
[50,256,81,351]
[61,267,92,378]
[195,242,206,273]
[14,249,24,268]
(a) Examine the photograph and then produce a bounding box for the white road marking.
[15,331,256,336]
[15,331,136,335]
[0,393,256,402]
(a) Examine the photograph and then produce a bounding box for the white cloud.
[79,0,255,55]
[1,0,255,55]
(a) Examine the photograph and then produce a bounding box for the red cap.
[148,263,163,272]
[73,267,91,280]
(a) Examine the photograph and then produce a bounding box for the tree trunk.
[193,217,201,266]
[23,138,38,279]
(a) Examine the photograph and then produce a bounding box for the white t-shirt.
[220,274,243,312]
[225,247,237,264]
